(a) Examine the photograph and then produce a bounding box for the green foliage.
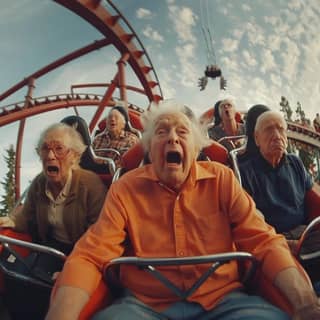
[280,96,319,181]
[299,148,315,174]
[0,145,16,216]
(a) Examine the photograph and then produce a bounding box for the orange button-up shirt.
[58,161,296,311]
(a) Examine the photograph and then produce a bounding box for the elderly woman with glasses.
[0,122,106,255]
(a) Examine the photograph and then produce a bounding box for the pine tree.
[0,145,16,216]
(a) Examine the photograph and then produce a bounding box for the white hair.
[141,100,211,153]
[36,123,86,163]
[254,110,287,133]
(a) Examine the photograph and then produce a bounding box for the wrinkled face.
[107,110,125,135]
[255,114,287,161]
[220,102,235,121]
[148,112,198,191]
[38,130,76,186]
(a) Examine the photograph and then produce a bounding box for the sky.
[0,0,319,197]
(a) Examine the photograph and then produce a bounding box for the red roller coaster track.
[0,0,163,199]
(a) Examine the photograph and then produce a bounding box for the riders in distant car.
[92,106,139,168]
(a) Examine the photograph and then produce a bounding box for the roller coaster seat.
[60,115,115,187]
[96,107,143,136]
[120,140,229,174]
[0,229,32,293]
[0,229,66,320]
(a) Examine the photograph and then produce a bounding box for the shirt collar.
[257,152,288,172]
[45,170,72,202]
[136,161,216,188]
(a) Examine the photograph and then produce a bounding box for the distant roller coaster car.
[204,64,222,78]
[198,65,226,91]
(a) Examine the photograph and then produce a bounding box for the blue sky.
[0,0,319,197]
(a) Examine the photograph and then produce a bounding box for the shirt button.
[179,251,184,256]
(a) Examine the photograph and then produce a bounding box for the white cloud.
[275,19,291,35]
[220,56,239,72]
[264,16,278,26]
[242,50,257,67]
[142,26,164,42]
[136,8,152,19]
[175,44,198,87]
[246,22,265,46]
[167,3,198,87]
[260,48,277,73]
[158,68,177,99]
[221,38,238,52]
[241,4,251,12]
[288,23,305,40]
[232,29,244,40]
[267,34,281,51]
[270,73,282,87]
[280,38,300,81]
[288,0,302,10]
[220,7,228,16]
[168,5,197,43]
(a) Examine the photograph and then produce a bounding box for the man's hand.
[293,300,320,320]
[274,267,320,318]
[45,286,89,320]
[0,216,15,228]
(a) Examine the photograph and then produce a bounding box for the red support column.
[15,77,35,200]
[117,53,130,108]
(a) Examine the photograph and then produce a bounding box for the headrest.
[121,140,229,172]
[61,115,91,146]
[202,140,229,165]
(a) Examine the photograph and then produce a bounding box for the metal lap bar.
[229,145,246,186]
[106,252,257,300]
[0,260,53,289]
[0,234,66,286]
[145,261,223,299]
[145,265,183,298]
[218,135,246,145]
[0,234,67,261]
[296,216,320,261]
[89,146,116,174]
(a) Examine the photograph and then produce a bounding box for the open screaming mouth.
[47,165,59,173]
[166,151,181,164]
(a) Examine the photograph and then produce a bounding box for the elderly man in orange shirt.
[46,100,320,320]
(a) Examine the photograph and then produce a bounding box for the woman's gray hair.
[36,123,86,163]
[141,100,211,153]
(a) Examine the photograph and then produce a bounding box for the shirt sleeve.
[57,182,128,295]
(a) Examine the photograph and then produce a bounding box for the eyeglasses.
[37,142,70,159]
